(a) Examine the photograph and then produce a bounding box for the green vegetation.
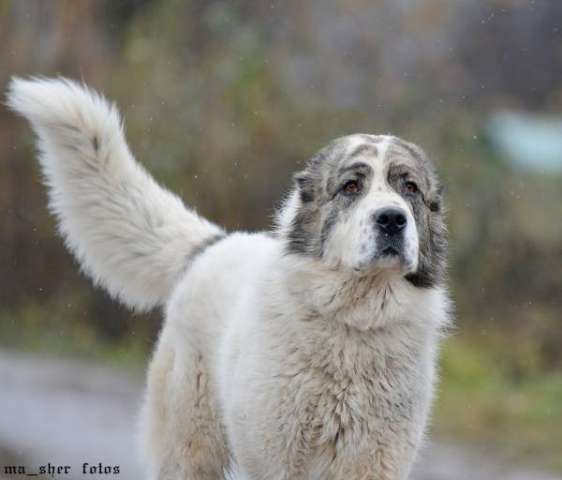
[436,333,562,472]
[0,300,153,371]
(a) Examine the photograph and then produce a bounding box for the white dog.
[7,78,450,480]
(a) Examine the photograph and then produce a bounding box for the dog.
[7,77,450,480]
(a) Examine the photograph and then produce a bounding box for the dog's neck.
[275,253,445,332]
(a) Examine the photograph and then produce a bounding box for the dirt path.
[0,349,559,480]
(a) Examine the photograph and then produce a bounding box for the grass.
[434,332,562,473]
[0,303,151,372]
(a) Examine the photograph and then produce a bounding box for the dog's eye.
[341,180,362,195]
[404,181,418,195]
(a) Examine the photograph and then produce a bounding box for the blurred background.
[0,1,561,479]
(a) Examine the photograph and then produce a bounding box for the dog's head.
[279,134,447,288]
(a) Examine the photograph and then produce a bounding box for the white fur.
[8,78,450,480]
[6,77,223,311]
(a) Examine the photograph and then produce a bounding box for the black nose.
[374,208,407,235]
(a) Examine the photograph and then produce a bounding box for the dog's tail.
[6,77,225,311]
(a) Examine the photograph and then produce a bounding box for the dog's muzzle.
[373,207,407,257]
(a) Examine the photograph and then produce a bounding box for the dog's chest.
[279,352,418,480]
[280,327,420,459]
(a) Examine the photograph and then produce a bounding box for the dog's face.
[283,134,447,288]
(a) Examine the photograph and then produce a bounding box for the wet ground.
[0,349,559,480]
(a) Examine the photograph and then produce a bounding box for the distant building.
[487,112,562,174]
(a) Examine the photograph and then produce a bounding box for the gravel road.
[0,349,559,480]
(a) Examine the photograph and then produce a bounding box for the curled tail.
[7,77,225,311]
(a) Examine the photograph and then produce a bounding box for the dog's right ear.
[293,171,315,203]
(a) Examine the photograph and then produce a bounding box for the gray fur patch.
[287,208,318,256]
[287,135,382,257]
[386,138,447,288]
[390,137,425,163]
[185,233,227,267]
[348,143,378,160]
[357,134,384,144]
[320,208,339,255]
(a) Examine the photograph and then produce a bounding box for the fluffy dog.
[7,78,450,480]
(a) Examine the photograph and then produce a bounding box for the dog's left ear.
[294,171,315,203]
[427,183,444,213]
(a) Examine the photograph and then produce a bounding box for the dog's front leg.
[237,435,318,480]
[354,448,410,480]
[335,436,420,480]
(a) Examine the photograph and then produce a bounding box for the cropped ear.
[294,171,315,203]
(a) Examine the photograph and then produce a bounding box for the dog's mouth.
[367,239,415,274]
[353,237,417,274]
[364,245,404,272]
[377,235,404,260]
[380,246,400,257]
